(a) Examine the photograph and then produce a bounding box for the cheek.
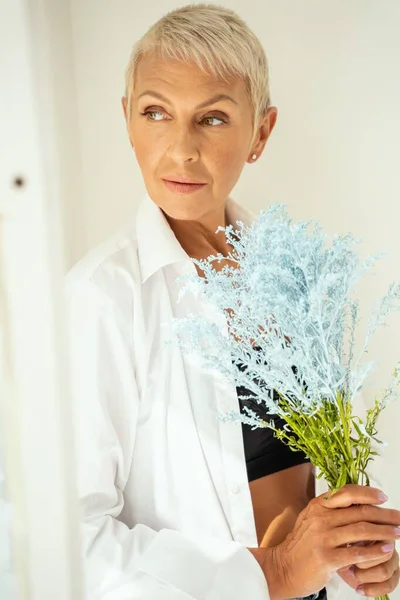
[212,130,249,164]
[210,143,247,183]
[130,120,164,168]
[133,137,163,174]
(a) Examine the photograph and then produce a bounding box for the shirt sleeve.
[65,274,270,600]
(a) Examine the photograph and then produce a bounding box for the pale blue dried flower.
[170,205,400,425]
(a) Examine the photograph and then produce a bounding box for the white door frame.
[0,1,83,599]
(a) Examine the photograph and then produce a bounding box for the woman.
[66,5,400,599]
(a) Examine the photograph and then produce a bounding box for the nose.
[165,123,200,164]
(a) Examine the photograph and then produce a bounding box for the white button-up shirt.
[66,193,363,600]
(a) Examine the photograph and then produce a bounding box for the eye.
[140,109,227,126]
[201,115,227,127]
[141,109,168,121]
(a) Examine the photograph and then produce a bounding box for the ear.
[248,106,278,163]
[121,96,128,121]
[121,97,135,150]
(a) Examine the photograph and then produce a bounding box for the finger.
[331,541,396,571]
[316,484,388,509]
[353,553,398,584]
[355,553,392,570]
[335,564,359,590]
[355,542,394,570]
[321,504,400,529]
[356,568,400,598]
[329,523,400,547]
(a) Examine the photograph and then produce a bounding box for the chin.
[151,188,216,222]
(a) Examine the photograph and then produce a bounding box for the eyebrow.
[137,90,239,109]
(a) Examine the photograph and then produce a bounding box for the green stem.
[336,392,359,483]
[268,393,390,600]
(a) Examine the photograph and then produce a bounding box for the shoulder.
[65,219,140,322]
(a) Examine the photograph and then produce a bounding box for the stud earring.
[251,154,257,160]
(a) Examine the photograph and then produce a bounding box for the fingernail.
[356,586,366,595]
[382,543,395,552]
[378,492,389,502]
[395,527,400,536]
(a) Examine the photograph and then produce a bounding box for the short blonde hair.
[124,3,271,139]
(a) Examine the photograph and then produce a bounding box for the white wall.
[67,0,400,561]
[35,0,86,268]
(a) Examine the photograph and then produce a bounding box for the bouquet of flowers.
[170,205,400,600]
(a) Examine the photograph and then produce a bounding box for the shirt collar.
[136,193,256,284]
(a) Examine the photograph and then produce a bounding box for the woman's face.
[123,54,277,222]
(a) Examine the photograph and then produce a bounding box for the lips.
[162,178,207,195]
[163,176,206,184]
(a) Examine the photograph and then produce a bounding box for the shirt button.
[230,485,240,495]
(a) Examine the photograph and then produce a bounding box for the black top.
[237,380,311,482]
[235,359,328,600]
[234,355,311,482]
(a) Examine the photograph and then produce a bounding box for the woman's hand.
[256,484,400,600]
[338,544,399,597]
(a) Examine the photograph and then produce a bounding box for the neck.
[164,205,233,262]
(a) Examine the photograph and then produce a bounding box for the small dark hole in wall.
[13,176,25,188]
